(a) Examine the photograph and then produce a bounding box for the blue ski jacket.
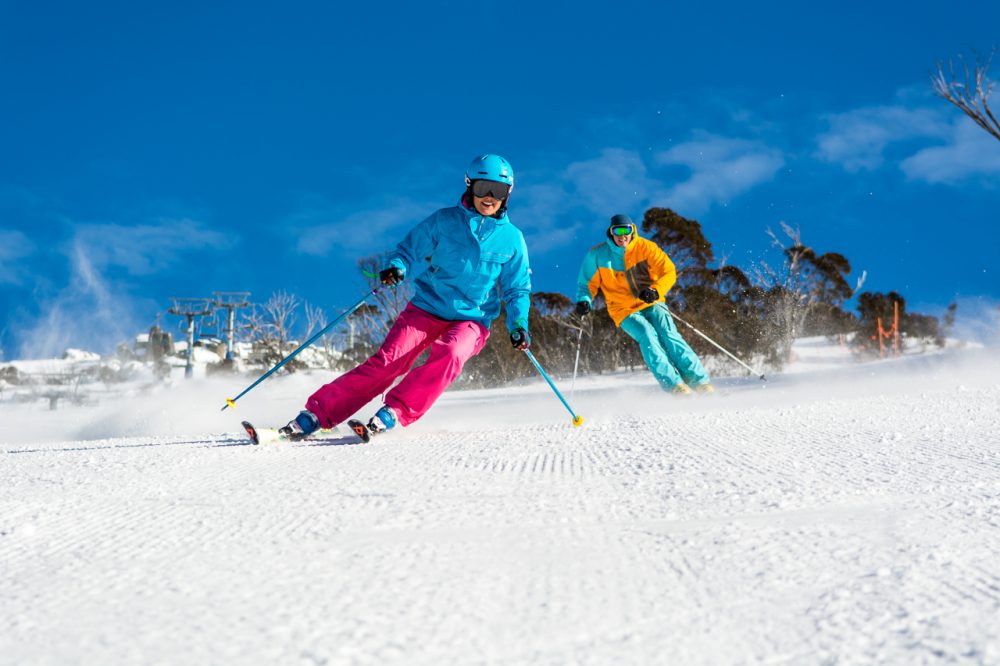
[386,200,532,332]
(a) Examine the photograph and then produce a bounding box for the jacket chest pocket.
[469,251,513,294]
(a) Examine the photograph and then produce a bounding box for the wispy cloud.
[512,181,582,248]
[655,133,785,214]
[288,194,435,257]
[519,138,783,242]
[815,104,947,171]
[901,119,1000,184]
[7,216,231,357]
[72,218,231,275]
[817,95,1000,185]
[506,149,660,245]
[0,230,36,285]
[10,240,150,358]
[563,148,658,215]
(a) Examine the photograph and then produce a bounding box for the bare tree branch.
[240,291,306,372]
[932,48,1000,142]
[304,302,340,369]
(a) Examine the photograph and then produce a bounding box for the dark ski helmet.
[607,213,637,239]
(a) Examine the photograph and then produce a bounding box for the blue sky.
[2,1,999,358]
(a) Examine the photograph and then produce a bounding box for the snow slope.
[2,342,1000,665]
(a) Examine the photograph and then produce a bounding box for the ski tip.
[241,420,260,445]
[572,415,584,427]
[347,419,371,443]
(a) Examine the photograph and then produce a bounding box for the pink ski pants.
[305,303,489,428]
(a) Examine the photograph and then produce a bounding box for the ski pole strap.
[221,287,381,411]
[523,349,584,426]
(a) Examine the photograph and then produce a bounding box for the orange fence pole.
[877,317,885,358]
[893,301,900,356]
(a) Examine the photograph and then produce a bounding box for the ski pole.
[221,287,382,411]
[657,303,766,381]
[570,326,584,399]
[523,349,584,426]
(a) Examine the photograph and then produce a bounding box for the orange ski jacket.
[575,234,677,326]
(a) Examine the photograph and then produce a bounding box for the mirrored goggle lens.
[610,225,633,236]
[471,180,510,199]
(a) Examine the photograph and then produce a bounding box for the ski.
[347,419,371,443]
[242,420,262,445]
[241,420,293,445]
[240,420,345,445]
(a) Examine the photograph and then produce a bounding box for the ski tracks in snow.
[2,381,1000,664]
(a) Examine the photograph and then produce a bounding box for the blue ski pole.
[523,349,584,426]
[221,287,381,411]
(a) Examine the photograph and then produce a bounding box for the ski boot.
[348,405,397,443]
[693,382,716,394]
[669,383,693,396]
[278,410,321,441]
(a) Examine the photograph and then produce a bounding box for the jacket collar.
[459,196,509,225]
[605,236,630,255]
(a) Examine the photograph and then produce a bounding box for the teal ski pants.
[619,304,710,390]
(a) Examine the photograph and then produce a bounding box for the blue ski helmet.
[464,154,514,190]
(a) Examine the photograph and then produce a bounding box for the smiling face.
[469,179,509,217]
[612,229,633,247]
[473,194,502,216]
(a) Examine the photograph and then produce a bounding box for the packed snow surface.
[2,341,999,664]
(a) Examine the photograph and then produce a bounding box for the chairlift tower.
[168,298,215,378]
[213,292,251,362]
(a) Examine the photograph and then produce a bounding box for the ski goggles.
[471,179,511,200]
[610,224,634,236]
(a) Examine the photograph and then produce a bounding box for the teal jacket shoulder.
[575,238,625,303]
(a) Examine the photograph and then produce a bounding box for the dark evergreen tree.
[640,208,714,277]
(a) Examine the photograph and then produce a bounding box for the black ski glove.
[379,266,403,286]
[510,328,530,351]
[575,301,591,317]
[638,287,659,303]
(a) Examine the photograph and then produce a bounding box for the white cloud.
[511,150,662,246]
[901,119,1000,184]
[655,134,785,214]
[563,148,657,215]
[289,194,433,257]
[73,218,231,275]
[511,181,581,247]
[817,97,1000,184]
[504,139,784,250]
[0,229,36,285]
[816,105,947,171]
[283,155,462,258]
